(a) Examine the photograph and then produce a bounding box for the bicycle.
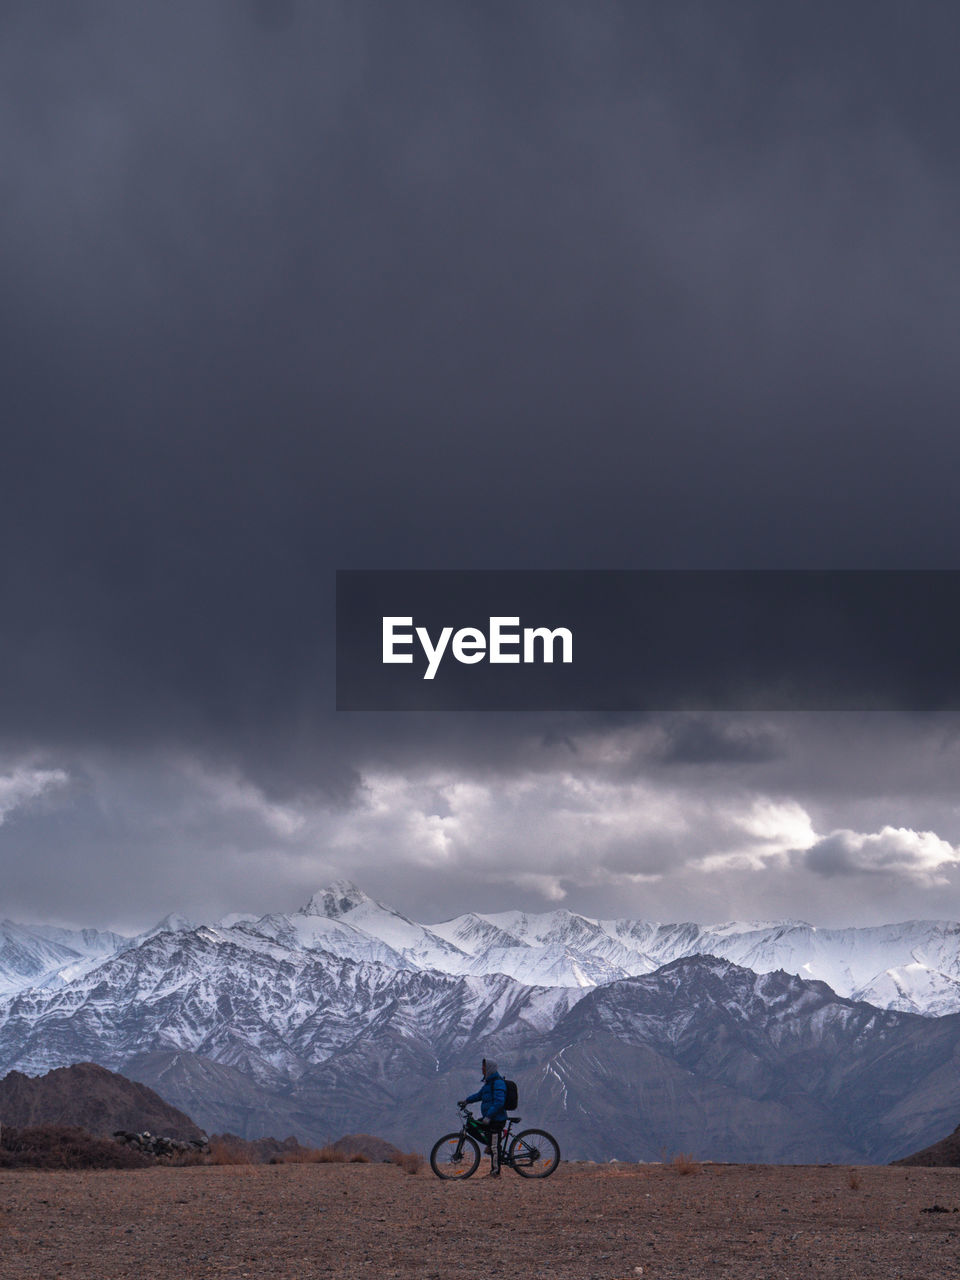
[429,1104,560,1180]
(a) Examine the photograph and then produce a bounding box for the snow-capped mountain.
[5,881,960,1017]
[0,920,129,997]
[3,928,956,1161]
[430,907,651,987]
[295,880,472,971]
[519,955,960,1163]
[606,917,960,1017]
[434,906,960,1016]
[4,884,960,1160]
[0,917,588,1150]
[0,917,582,1081]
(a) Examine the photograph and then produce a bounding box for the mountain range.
[6,878,960,1014]
[3,880,960,1161]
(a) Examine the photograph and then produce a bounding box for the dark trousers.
[470,1118,504,1171]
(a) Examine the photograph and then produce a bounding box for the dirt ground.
[2,1159,960,1280]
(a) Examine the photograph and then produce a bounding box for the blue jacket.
[465,1071,507,1123]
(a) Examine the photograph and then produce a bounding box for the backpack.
[504,1079,519,1111]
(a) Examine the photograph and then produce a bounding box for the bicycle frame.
[430,1105,560,1180]
[453,1104,511,1166]
[470,1111,516,1165]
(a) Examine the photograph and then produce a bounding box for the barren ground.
[3,1160,960,1279]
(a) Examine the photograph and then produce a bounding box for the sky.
[2,2,960,933]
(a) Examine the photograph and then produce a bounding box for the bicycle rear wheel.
[430,1132,481,1180]
[508,1128,560,1178]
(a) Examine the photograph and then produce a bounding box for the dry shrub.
[672,1152,702,1176]
[279,1144,345,1164]
[208,1138,253,1166]
[331,1134,402,1162]
[848,1169,862,1189]
[349,1152,370,1163]
[274,1147,311,1164]
[166,1146,207,1166]
[315,1145,348,1163]
[0,1125,151,1171]
[391,1150,424,1175]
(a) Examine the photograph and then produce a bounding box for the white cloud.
[509,872,567,901]
[805,826,960,884]
[0,767,69,823]
[696,799,818,872]
[15,728,960,930]
[691,801,960,890]
[314,770,960,905]
[304,767,696,899]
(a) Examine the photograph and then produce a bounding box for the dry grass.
[207,1139,253,1166]
[314,1145,348,1163]
[671,1152,702,1176]
[165,1147,207,1167]
[280,1145,352,1164]
[0,1125,151,1171]
[848,1168,862,1189]
[209,1135,374,1166]
[390,1150,424,1175]
[275,1147,312,1164]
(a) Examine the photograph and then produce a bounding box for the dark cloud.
[0,4,959,924]
[656,717,783,766]
[806,832,867,878]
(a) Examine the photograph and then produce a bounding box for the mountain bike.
[430,1104,560,1179]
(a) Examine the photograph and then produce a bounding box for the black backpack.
[504,1079,519,1111]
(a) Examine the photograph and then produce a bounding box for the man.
[459,1057,508,1176]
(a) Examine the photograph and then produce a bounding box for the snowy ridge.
[4,882,960,1016]
[0,920,130,997]
[0,922,585,1080]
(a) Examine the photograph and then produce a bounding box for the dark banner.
[335,570,960,711]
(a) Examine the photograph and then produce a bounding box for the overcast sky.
[3,2,960,933]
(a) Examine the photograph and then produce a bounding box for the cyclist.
[459,1057,508,1176]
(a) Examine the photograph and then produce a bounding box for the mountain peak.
[141,912,197,939]
[300,880,371,918]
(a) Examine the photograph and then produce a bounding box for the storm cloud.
[2,3,960,929]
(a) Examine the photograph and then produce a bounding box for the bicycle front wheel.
[430,1132,481,1180]
[508,1128,560,1178]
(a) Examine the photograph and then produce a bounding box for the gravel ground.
[3,1159,960,1279]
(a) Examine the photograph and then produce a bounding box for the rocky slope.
[0,1061,205,1140]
